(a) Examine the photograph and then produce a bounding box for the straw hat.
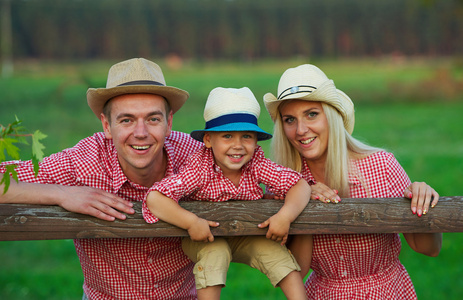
[190,87,272,142]
[87,58,189,118]
[263,64,355,134]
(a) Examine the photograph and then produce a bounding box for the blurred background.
[1,0,463,299]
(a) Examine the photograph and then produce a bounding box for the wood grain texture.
[1,197,461,241]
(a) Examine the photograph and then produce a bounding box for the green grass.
[1,58,462,299]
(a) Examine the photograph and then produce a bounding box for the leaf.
[1,164,18,194]
[0,137,20,161]
[31,130,47,161]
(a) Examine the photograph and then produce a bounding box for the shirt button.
[153,284,159,288]
[339,255,344,261]
[276,167,281,171]
[342,271,347,277]
[176,179,182,184]
[148,259,153,263]
[197,265,203,272]
[335,238,340,244]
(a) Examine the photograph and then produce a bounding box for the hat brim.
[190,122,272,142]
[264,87,355,134]
[87,85,189,118]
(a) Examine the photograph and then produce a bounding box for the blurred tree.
[1,0,13,77]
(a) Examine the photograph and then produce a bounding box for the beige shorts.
[182,236,300,289]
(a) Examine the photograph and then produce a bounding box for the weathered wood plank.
[0,196,462,241]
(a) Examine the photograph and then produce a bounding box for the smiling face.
[203,131,258,179]
[101,93,172,185]
[279,100,329,164]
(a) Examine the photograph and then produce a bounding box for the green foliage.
[0,59,462,299]
[6,0,463,60]
[0,117,47,193]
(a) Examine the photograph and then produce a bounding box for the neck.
[306,158,326,184]
[124,151,168,188]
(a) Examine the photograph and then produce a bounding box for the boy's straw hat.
[87,58,189,118]
[190,87,272,142]
[263,64,355,134]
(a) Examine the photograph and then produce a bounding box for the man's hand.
[56,185,135,221]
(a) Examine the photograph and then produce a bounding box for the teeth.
[230,155,242,158]
[132,145,149,150]
[301,137,315,145]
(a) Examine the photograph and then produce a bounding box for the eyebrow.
[115,110,165,120]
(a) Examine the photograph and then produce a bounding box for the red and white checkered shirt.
[1,131,202,300]
[300,151,416,300]
[143,146,302,223]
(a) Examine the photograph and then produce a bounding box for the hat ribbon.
[117,80,165,87]
[277,85,317,100]
[205,113,258,130]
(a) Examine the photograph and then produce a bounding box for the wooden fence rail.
[1,196,462,241]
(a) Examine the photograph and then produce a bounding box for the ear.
[203,133,212,148]
[165,110,173,137]
[101,113,112,139]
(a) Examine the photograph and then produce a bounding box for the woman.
[263,64,442,299]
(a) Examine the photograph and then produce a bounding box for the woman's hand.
[404,182,439,217]
[310,182,341,203]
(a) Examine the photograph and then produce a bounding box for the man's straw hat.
[87,58,189,118]
[263,64,355,134]
[190,87,272,142]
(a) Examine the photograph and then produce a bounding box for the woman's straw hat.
[263,64,355,134]
[190,87,272,142]
[87,58,189,118]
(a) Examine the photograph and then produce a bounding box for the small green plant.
[0,116,47,193]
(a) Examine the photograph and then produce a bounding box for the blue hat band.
[206,113,258,130]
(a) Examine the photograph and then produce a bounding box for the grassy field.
[1,58,462,299]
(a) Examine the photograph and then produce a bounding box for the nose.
[133,120,148,138]
[296,119,309,135]
[232,136,244,149]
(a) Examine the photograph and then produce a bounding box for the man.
[0,58,202,299]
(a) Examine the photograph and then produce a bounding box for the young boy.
[142,87,312,300]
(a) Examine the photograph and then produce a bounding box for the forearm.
[278,179,311,222]
[403,232,442,257]
[0,180,63,205]
[146,191,198,230]
[287,234,313,278]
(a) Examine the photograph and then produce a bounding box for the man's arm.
[0,180,134,221]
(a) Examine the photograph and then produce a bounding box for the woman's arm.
[403,232,442,257]
[287,234,313,278]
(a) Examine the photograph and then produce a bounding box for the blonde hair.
[270,101,383,197]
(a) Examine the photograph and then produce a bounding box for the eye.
[243,133,253,139]
[223,133,232,139]
[282,116,295,124]
[149,117,161,122]
[307,111,318,118]
[120,118,131,124]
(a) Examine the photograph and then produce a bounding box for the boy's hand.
[258,214,291,245]
[187,218,219,243]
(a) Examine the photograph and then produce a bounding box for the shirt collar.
[300,157,361,187]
